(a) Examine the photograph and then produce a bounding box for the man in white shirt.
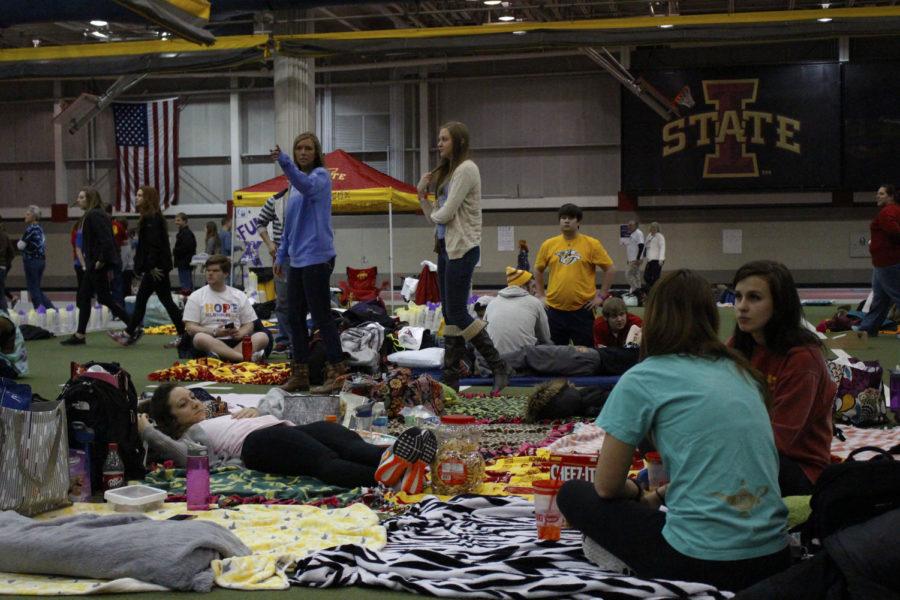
[181,254,270,363]
[622,220,645,294]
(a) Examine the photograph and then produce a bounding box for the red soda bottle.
[102,442,125,491]
[242,336,252,362]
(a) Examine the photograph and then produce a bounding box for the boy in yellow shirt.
[535,204,615,346]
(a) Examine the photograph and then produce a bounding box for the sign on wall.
[622,64,841,193]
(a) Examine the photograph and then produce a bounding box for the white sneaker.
[251,350,265,363]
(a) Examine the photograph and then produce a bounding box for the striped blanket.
[290,495,730,599]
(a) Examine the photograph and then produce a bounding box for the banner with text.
[843,62,900,192]
[622,63,841,193]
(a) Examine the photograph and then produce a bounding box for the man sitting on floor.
[0,308,27,378]
[180,254,269,363]
[484,266,552,355]
[593,296,642,348]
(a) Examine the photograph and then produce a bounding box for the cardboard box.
[542,453,600,483]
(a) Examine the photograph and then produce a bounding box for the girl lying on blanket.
[729,260,835,496]
[139,383,437,493]
[557,269,791,593]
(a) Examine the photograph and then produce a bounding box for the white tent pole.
[388,200,395,310]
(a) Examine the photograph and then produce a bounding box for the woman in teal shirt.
[557,269,790,592]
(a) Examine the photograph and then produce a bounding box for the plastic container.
[186,445,210,510]
[431,414,485,495]
[644,451,669,490]
[532,479,564,541]
[104,484,166,512]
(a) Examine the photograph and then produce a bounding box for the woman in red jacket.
[856,184,900,336]
[730,260,835,496]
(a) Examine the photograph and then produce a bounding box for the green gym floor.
[16,305,897,599]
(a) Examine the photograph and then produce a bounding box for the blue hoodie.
[275,152,335,269]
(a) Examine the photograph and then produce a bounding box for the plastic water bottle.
[102,443,125,491]
[46,308,58,332]
[242,336,252,362]
[186,444,210,510]
[371,402,388,435]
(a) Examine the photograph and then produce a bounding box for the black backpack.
[806,445,900,543]
[59,361,145,492]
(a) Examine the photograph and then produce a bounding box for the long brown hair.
[137,186,164,230]
[431,121,471,194]
[79,187,103,212]
[292,132,325,172]
[148,383,185,438]
[642,269,771,409]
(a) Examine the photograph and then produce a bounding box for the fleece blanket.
[147,357,290,385]
[0,502,385,595]
[290,495,730,599]
[145,465,367,505]
[830,425,900,459]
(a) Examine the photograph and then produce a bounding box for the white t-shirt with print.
[183,285,257,336]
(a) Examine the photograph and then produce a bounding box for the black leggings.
[241,422,384,488]
[557,480,791,592]
[127,271,184,336]
[778,453,814,496]
[76,267,130,335]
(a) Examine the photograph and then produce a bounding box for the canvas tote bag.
[0,399,71,515]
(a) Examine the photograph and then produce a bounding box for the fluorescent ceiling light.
[659,23,674,29]
[512,30,527,35]
[90,30,109,39]
[90,20,108,27]
[498,14,515,21]
[817,17,832,22]
[484,0,502,5]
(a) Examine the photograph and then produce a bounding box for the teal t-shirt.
[597,354,787,561]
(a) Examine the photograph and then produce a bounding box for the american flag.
[112,98,179,212]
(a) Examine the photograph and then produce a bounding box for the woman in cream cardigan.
[417,121,507,392]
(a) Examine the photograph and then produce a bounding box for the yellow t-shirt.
[535,234,613,311]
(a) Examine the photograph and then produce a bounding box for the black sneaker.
[60,335,86,346]
[125,328,144,346]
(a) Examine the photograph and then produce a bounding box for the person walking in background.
[105,202,127,307]
[173,212,197,294]
[219,216,233,259]
[0,217,12,310]
[643,222,666,291]
[110,186,184,347]
[417,121,508,393]
[855,184,900,337]
[255,188,291,354]
[622,220,645,294]
[120,228,136,297]
[18,205,55,310]
[271,132,345,393]
[205,221,222,256]
[60,187,131,346]
[534,203,615,347]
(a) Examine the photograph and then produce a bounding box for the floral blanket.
[147,357,290,385]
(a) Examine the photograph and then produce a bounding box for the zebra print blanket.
[290,495,732,599]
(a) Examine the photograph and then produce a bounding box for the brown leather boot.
[310,360,349,394]
[280,362,310,393]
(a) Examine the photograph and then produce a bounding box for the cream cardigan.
[422,160,482,260]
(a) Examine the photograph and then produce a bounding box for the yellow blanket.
[0,501,385,594]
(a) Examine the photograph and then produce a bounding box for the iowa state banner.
[622,63,840,193]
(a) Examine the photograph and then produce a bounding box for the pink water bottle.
[186,444,210,510]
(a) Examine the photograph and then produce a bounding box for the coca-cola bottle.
[242,336,252,362]
[102,442,125,491]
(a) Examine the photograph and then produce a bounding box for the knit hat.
[506,266,533,287]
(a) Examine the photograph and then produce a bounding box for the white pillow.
[387,347,445,368]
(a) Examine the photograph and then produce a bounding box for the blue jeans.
[858,262,900,335]
[177,267,193,292]
[437,240,480,332]
[287,258,342,364]
[23,257,55,310]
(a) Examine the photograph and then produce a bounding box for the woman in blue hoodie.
[270,133,343,393]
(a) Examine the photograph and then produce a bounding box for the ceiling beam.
[316,7,360,31]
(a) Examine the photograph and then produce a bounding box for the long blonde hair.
[430,121,471,195]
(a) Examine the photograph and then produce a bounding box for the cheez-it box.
[543,453,600,482]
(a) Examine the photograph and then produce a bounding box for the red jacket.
[593,313,643,348]
[751,344,835,485]
[869,203,900,267]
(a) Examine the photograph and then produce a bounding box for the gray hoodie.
[484,286,552,355]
